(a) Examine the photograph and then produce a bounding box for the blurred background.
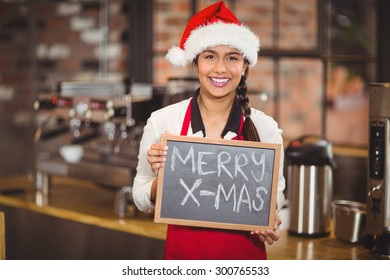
[0,0,386,175]
[1,0,390,261]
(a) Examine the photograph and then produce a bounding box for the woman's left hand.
[251,209,282,245]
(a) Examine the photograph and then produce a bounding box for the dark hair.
[237,64,261,142]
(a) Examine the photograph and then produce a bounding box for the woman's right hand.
[147,143,168,174]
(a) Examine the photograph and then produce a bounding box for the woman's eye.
[227,56,239,61]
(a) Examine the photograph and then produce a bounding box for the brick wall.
[0,0,371,174]
[153,0,193,84]
[0,0,128,174]
[0,0,324,174]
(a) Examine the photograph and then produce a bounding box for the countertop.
[0,174,376,260]
[0,174,167,241]
[266,230,375,260]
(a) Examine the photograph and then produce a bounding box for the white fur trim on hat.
[166,46,187,67]
[166,22,260,68]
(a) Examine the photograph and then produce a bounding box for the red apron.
[163,100,267,260]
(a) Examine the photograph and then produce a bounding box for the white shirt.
[132,97,286,213]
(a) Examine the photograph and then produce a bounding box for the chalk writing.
[170,145,266,183]
[155,135,280,231]
[179,178,202,207]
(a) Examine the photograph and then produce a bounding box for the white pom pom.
[165,46,188,67]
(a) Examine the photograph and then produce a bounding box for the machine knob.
[33,97,57,110]
[104,107,127,120]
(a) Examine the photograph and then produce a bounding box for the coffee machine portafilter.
[364,83,390,259]
[33,79,149,218]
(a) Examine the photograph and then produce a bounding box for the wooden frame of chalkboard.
[155,134,281,231]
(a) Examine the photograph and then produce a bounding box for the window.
[154,0,377,146]
[240,0,376,146]
[325,0,376,146]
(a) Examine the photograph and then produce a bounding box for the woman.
[133,1,285,260]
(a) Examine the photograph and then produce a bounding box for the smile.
[209,77,230,87]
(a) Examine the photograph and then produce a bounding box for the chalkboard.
[155,134,281,231]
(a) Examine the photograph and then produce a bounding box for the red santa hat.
[166,1,260,68]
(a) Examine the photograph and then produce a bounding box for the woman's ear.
[242,60,249,76]
[242,63,249,76]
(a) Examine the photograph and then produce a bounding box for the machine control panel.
[369,120,385,179]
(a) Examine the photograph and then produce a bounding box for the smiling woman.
[133,1,286,260]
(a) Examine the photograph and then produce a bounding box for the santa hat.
[166,1,260,68]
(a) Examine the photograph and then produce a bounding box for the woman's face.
[196,45,248,99]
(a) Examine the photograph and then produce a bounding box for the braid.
[237,67,261,142]
[237,74,251,117]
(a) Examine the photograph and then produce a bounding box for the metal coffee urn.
[363,83,390,259]
[286,135,335,237]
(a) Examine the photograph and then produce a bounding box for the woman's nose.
[214,58,226,74]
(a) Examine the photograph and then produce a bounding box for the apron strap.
[231,114,245,140]
[180,99,192,136]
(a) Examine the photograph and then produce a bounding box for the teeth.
[211,77,229,83]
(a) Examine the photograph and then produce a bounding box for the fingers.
[266,229,280,243]
[148,144,168,157]
[147,144,168,174]
[253,231,266,243]
[274,210,282,230]
[251,229,280,245]
[250,209,282,245]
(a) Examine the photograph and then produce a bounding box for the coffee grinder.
[364,82,390,259]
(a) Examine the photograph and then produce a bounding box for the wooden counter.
[0,175,167,241]
[0,174,167,259]
[266,230,375,260]
[0,174,376,260]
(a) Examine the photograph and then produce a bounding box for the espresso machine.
[33,79,152,217]
[364,82,390,259]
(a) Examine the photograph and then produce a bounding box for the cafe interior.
[0,0,389,260]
